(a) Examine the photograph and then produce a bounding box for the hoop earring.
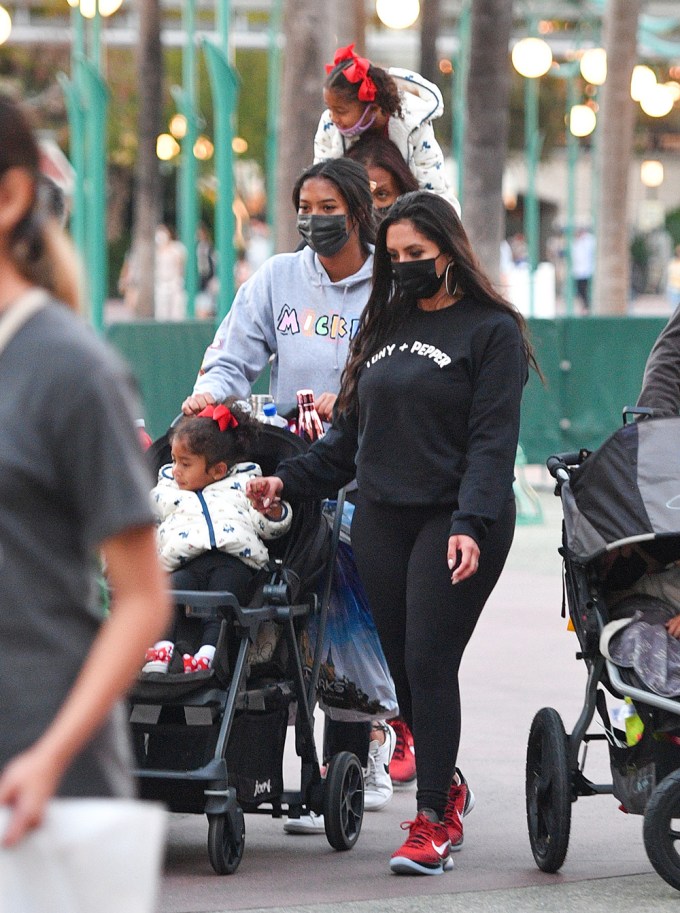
[445,261,459,297]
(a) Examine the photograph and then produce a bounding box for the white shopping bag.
[0,799,167,913]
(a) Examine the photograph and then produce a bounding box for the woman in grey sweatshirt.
[183,158,376,420]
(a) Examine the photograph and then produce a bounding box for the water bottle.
[296,389,325,443]
[261,402,288,428]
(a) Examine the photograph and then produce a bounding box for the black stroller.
[527,409,680,891]
[128,424,364,875]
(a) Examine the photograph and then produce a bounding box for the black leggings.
[350,495,516,818]
[170,550,255,647]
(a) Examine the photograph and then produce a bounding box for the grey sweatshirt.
[637,307,680,416]
[193,245,374,408]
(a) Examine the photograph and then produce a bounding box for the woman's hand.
[0,743,65,847]
[182,391,216,415]
[315,392,337,422]
[666,615,680,639]
[447,535,480,585]
[247,476,284,512]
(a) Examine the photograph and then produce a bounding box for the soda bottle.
[296,389,325,443]
[135,418,153,451]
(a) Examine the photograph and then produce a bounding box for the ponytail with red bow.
[198,403,239,431]
[326,43,377,102]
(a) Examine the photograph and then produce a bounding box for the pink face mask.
[336,104,377,138]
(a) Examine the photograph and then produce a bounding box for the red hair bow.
[198,403,238,431]
[326,43,377,102]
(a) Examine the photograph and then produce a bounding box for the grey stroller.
[527,409,680,890]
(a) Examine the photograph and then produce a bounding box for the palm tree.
[419,0,442,87]
[462,0,513,282]
[130,0,163,317]
[274,0,335,252]
[593,0,642,314]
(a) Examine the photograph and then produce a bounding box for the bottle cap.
[263,403,277,415]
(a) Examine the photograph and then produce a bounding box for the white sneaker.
[283,811,325,834]
[364,722,397,811]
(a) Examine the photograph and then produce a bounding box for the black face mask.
[391,258,445,299]
[296,214,350,257]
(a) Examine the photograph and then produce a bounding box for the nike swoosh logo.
[432,840,450,856]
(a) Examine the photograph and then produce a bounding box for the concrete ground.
[154,482,680,912]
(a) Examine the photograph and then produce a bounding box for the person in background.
[345,133,419,219]
[572,226,595,314]
[0,93,170,847]
[316,43,460,214]
[181,158,396,823]
[155,224,187,321]
[248,191,535,874]
[195,221,217,319]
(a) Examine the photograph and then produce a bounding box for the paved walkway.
[156,488,679,912]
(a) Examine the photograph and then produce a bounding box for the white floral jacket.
[151,462,292,572]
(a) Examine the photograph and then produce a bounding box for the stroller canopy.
[561,416,680,562]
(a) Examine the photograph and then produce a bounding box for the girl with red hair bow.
[143,397,292,675]
[315,44,460,215]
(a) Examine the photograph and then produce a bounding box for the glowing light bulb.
[156,133,180,161]
[640,160,664,188]
[0,5,11,45]
[631,65,656,102]
[569,105,596,137]
[639,83,674,117]
[376,0,420,30]
[580,48,607,86]
[512,37,553,79]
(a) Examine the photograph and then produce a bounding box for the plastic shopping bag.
[303,538,398,722]
[0,799,167,913]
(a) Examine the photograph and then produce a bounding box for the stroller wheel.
[526,707,572,873]
[323,751,364,850]
[644,769,680,891]
[207,810,245,875]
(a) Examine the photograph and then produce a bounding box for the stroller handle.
[546,452,581,485]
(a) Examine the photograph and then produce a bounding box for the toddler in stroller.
[129,413,364,875]
[142,399,292,674]
[527,409,680,892]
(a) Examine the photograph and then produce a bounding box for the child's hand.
[247,476,284,512]
[666,615,680,639]
[263,501,283,520]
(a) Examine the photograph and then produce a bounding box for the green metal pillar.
[524,75,540,318]
[179,0,199,317]
[266,0,283,232]
[564,75,578,316]
[203,42,239,324]
[79,57,109,332]
[452,0,471,211]
[61,8,87,265]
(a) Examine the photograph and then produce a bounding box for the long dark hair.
[0,93,80,310]
[325,58,402,119]
[337,191,540,412]
[292,158,376,252]
[345,135,418,196]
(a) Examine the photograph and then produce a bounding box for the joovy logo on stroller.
[254,778,272,798]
